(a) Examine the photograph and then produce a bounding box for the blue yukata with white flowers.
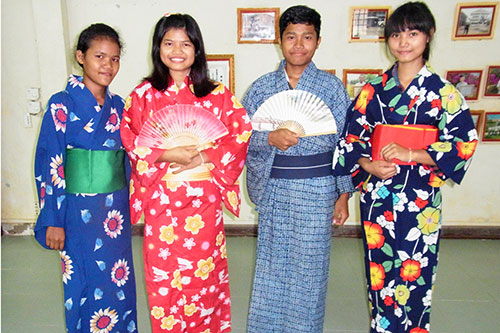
[34,75,137,333]
[243,60,354,333]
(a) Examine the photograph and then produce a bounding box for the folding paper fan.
[137,104,229,149]
[251,90,337,137]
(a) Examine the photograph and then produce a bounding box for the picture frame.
[483,65,500,97]
[342,69,383,99]
[349,6,391,42]
[206,54,235,93]
[237,8,280,44]
[452,2,498,40]
[482,111,500,141]
[470,110,485,137]
[446,70,483,100]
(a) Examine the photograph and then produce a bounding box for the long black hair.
[145,14,216,97]
[76,23,122,68]
[384,2,436,61]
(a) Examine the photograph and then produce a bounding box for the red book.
[371,124,438,165]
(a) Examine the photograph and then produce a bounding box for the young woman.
[334,2,478,332]
[34,24,137,332]
[120,14,251,332]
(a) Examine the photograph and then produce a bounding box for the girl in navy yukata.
[34,24,137,332]
[334,2,478,332]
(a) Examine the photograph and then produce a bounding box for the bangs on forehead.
[387,17,426,34]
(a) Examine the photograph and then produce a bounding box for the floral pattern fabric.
[121,77,251,332]
[34,75,137,333]
[334,63,477,332]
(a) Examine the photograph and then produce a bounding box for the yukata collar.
[391,62,434,88]
[278,59,317,89]
[166,75,195,94]
[67,74,112,109]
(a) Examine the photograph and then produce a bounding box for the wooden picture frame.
[349,6,391,42]
[342,69,383,99]
[484,65,500,97]
[237,8,280,44]
[482,111,500,141]
[206,54,235,93]
[322,69,336,76]
[470,110,485,137]
[446,70,483,100]
[452,2,498,40]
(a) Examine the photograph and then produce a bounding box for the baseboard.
[3,223,499,239]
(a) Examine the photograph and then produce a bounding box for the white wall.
[2,0,499,227]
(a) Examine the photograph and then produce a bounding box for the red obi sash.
[371,124,438,165]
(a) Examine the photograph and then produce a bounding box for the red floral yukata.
[121,77,251,332]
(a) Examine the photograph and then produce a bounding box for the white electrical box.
[26,87,40,101]
[28,101,41,114]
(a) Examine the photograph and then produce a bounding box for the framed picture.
[452,2,498,40]
[237,8,280,44]
[470,110,485,137]
[446,70,483,100]
[484,65,500,97]
[342,69,383,99]
[206,54,235,93]
[482,111,500,141]
[322,69,336,75]
[349,6,391,42]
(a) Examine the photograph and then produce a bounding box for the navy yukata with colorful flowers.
[334,63,478,332]
[34,75,137,333]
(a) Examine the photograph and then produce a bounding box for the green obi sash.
[65,148,126,194]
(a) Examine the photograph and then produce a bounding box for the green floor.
[2,235,499,332]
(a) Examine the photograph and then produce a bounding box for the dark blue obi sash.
[270,151,334,179]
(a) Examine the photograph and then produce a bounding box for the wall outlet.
[34,201,40,217]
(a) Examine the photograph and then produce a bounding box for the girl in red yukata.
[120,13,251,333]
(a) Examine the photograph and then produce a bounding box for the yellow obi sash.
[161,163,213,182]
[65,148,126,193]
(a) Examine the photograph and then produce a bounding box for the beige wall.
[2,0,499,228]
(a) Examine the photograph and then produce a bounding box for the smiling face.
[76,37,120,93]
[279,23,321,72]
[160,27,195,85]
[387,29,429,68]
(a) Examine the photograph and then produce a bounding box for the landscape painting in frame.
[482,111,500,141]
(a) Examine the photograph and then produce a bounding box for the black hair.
[145,14,216,97]
[76,23,122,68]
[279,5,321,39]
[384,2,436,61]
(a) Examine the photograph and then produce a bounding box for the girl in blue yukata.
[34,24,137,333]
[334,2,477,332]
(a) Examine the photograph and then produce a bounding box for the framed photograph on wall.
[484,65,500,97]
[349,6,391,42]
[470,110,485,137]
[446,70,483,100]
[342,69,383,99]
[206,54,235,93]
[452,2,498,40]
[482,111,500,141]
[237,8,280,44]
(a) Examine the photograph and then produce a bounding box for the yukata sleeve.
[330,80,355,195]
[120,89,165,185]
[425,83,478,185]
[203,84,252,216]
[333,83,376,189]
[34,93,69,249]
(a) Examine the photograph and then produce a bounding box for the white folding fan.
[137,104,229,149]
[251,90,337,137]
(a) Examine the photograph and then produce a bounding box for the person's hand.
[380,142,410,163]
[46,226,65,250]
[156,145,199,164]
[359,157,397,180]
[333,193,349,226]
[268,128,299,151]
[170,152,206,174]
